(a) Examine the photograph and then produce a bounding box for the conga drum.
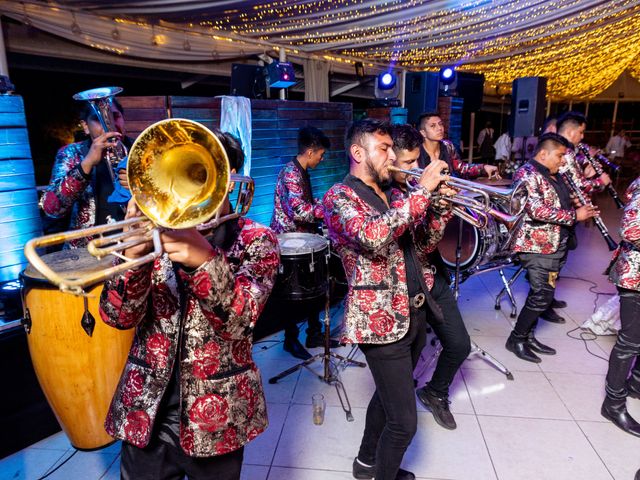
[21,249,134,450]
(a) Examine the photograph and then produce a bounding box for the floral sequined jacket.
[99,217,279,457]
[608,177,640,291]
[512,162,576,254]
[563,148,606,196]
[322,181,451,345]
[39,141,96,247]
[270,160,323,234]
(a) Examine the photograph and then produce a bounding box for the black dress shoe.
[352,458,415,480]
[305,332,340,349]
[526,333,556,355]
[283,338,312,360]
[539,309,566,324]
[551,298,568,309]
[416,387,457,430]
[505,333,541,363]
[601,397,640,437]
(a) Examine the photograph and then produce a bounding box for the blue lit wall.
[0,95,42,283]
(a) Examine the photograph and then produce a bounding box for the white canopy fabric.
[2,0,640,99]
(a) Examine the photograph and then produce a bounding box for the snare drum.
[21,250,134,450]
[272,232,329,301]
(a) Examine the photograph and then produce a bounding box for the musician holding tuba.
[389,124,471,431]
[98,129,280,479]
[505,133,599,363]
[40,88,133,248]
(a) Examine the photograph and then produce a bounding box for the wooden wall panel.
[119,96,352,227]
[0,95,41,283]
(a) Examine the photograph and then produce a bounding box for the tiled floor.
[3,198,640,479]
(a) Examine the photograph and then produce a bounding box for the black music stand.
[268,251,366,422]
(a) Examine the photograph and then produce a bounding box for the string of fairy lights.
[6,0,640,99]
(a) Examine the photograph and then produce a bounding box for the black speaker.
[230,64,266,98]
[456,72,485,112]
[510,77,547,137]
[405,72,439,126]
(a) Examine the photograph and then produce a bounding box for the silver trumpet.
[387,166,527,230]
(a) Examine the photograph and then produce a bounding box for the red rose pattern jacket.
[512,162,577,254]
[323,183,451,345]
[39,141,96,247]
[608,177,640,291]
[270,161,323,234]
[563,148,605,196]
[99,217,279,457]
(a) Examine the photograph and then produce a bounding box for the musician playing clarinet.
[389,124,470,431]
[99,131,279,480]
[323,119,450,480]
[603,175,640,437]
[270,126,338,360]
[506,133,598,363]
[417,112,499,179]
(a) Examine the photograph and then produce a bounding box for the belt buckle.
[412,293,426,309]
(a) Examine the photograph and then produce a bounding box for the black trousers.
[606,287,640,399]
[425,274,472,396]
[120,439,244,480]
[513,241,568,336]
[357,310,427,480]
[283,296,324,340]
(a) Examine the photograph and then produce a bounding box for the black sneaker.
[416,387,457,430]
[305,331,340,348]
[352,458,415,480]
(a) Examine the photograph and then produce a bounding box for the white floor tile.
[464,369,572,420]
[536,337,610,375]
[404,412,497,480]
[545,372,608,422]
[579,420,640,480]
[268,466,353,479]
[465,335,541,373]
[478,415,613,480]
[244,403,289,466]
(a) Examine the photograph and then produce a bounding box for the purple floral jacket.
[270,161,323,234]
[322,182,451,345]
[419,140,486,179]
[512,162,576,254]
[99,217,279,457]
[40,141,96,247]
[608,177,640,291]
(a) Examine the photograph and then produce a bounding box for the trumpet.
[24,119,254,295]
[387,166,527,230]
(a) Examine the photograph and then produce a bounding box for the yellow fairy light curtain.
[4,0,640,99]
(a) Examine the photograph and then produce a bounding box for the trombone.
[387,166,527,230]
[24,119,254,295]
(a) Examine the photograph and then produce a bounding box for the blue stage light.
[377,71,397,90]
[441,68,454,80]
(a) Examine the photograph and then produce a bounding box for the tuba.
[73,87,128,182]
[24,118,254,294]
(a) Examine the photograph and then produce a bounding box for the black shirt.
[418,142,453,172]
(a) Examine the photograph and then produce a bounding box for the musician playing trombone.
[40,98,132,247]
[98,131,279,480]
[417,112,500,180]
[323,119,454,480]
[505,133,598,363]
[389,124,471,431]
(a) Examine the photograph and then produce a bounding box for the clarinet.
[559,168,618,251]
[576,143,625,209]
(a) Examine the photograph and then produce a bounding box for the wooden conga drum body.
[21,250,134,450]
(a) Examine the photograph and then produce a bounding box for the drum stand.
[494,265,525,318]
[268,277,366,422]
[443,218,514,380]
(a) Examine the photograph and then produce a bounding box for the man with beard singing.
[323,119,450,480]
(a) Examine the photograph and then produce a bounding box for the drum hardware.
[24,119,255,295]
[269,240,366,423]
[495,265,526,318]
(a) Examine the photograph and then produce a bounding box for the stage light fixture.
[377,71,397,90]
[266,61,296,88]
[439,66,457,95]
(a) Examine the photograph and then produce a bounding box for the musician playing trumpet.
[506,133,599,363]
[389,124,471,431]
[40,97,132,247]
[98,131,279,479]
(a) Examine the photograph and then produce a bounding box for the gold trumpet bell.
[128,118,230,229]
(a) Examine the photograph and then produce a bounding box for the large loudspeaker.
[230,64,266,98]
[510,77,547,137]
[456,72,485,112]
[405,72,439,126]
